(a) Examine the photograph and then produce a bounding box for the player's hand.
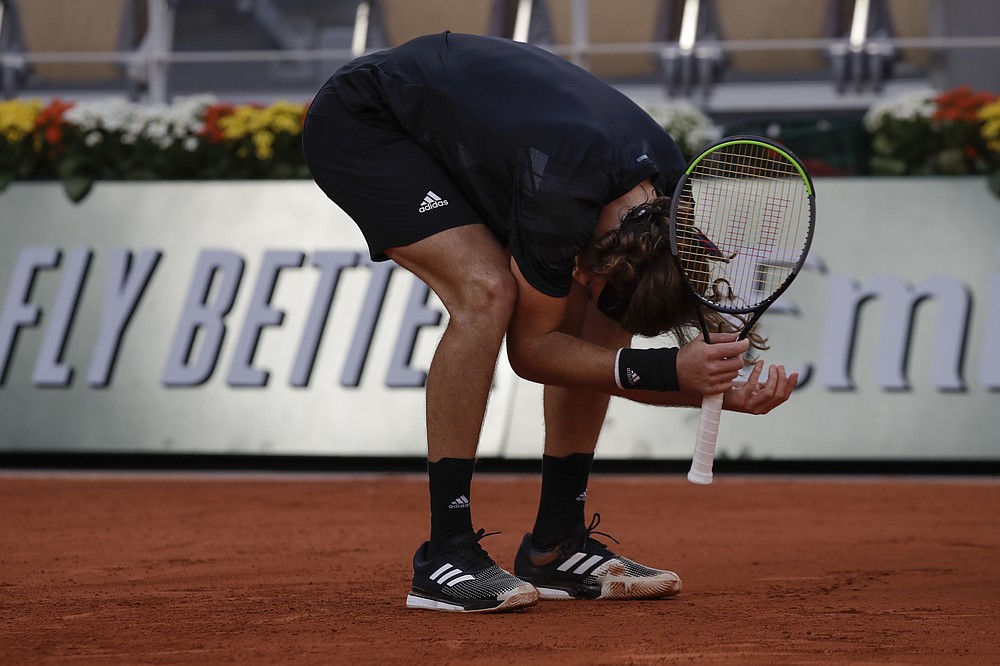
[676,333,750,395]
[723,359,798,414]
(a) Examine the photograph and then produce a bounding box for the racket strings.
[674,143,811,311]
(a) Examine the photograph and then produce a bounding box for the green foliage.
[863,86,1000,195]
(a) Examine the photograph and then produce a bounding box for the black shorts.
[302,87,481,261]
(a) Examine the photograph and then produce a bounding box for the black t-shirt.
[330,32,685,297]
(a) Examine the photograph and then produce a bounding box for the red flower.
[934,86,999,124]
[33,98,74,156]
[199,103,235,144]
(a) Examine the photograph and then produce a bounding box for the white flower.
[144,119,169,140]
[645,101,721,154]
[62,94,218,145]
[863,89,937,132]
[64,97,132,132]
[84,131,103,147]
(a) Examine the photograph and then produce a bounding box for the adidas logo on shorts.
[448,495,470,509]
[419,190,449,213]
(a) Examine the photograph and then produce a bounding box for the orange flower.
[934,86,999,124]
[199,103,236,144]
[33,98,74,156]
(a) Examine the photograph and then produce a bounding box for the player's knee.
[451,269,517,332]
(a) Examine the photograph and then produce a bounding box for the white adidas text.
[419,190,449,213]
[448,494,470,509]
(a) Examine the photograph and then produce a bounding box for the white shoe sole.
[405,583,539,613]
[533,571,682,600]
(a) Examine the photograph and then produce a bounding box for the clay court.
[2,471,998,665]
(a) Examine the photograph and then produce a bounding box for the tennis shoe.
[406,529,539,613]
[513,513,682,600]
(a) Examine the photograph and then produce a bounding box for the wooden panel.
[17,0,128,81]
[546,0,662,78]
[714,0,828,72]
[888,0,929,67]
[377,0,496,46]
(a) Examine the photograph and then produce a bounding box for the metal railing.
[1,0,998,105]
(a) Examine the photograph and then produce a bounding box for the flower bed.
[863,85,1000,194]
[2,86,998,203]
[0,96,310,201]
[0,95,723,204]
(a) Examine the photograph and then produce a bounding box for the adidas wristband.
[614,347,680,392]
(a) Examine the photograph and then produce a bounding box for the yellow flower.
[219,106,254,141]
[252,130,275,160]
[980,100,1000,154]
[266,101,306,134]
[0,98,43,142]
[216,100,304,159]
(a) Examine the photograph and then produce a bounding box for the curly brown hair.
[585,197,768,351]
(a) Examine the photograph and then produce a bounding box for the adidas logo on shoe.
[418,190,449,213]
[427,562,476,587]
[513,514,682,601]
[406,530,540,613]
[448,495,470,509]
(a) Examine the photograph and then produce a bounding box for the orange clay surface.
[2,473,998,665]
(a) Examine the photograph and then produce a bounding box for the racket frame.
[668,135,816,336]
[666,135,816,484]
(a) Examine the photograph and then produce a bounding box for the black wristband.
[615,347,680,392]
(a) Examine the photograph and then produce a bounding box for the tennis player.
[303,32,797,613]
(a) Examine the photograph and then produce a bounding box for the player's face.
[571,261,609,305]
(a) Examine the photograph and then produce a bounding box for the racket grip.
[688,392,724,485]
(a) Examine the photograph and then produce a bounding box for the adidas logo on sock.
[418,190,449,213]
[576,490,588,502]
[626,367,641,386]
[448,495,470,509]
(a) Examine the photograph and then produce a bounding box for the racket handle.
[688,392,724,485]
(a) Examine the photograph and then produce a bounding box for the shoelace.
[583,513,620,547]
[461,528,501,569]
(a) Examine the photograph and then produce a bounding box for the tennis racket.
[668,136,816,485]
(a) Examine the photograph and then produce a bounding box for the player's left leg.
[530,282,619,548]
[514,283,681,600]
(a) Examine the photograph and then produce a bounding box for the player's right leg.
[303,85,536,612]
[386,224,516,462]
[387,225,537,613]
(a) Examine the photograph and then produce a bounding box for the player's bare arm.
[602,335,796,414]
[507,258,794,414]
[505,258,621,388]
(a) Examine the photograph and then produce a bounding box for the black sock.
[531,452,594,550]
[427,457,475,556]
